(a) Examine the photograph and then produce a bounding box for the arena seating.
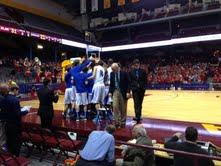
[21,126,82,165]
[179,25,220,37]
[90,1,221,30]
[0,7,11,21]
[207,1,221,10]
[0,146,31,166]
[135,32,170,43]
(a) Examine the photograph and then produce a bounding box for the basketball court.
[21,90,221,147]
[21,90,221,124]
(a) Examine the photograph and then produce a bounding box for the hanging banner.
[118,0,125,6]
[132,0,140,3]
[104,0,111,9]
[80,0,87,14]
[91,0,98,12]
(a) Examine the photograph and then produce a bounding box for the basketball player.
[65,58,91,117]
[105,59,113,105]
[63,67,74,119]
[74,67,89,121]
[88,60,106,113]
[86,61,95,119]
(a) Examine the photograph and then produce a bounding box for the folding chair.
[39,128,62,160]
[21,126,32,155]
[26,127,48,161]
[0,146,31,166]
[53,130,82,166]
[95,105,113,128]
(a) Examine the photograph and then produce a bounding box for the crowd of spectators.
[148,62,208,84]
[0,56,62,84]
[120,53,221,84]
[1,52,221,85]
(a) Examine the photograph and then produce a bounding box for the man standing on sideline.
[76,125,116,166]
[37,78,59,129]
[165,126,214,166]
[109,63,130,128]
[129,59,147,123]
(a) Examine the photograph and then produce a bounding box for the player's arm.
[88,66,97,80]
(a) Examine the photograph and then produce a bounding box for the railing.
[147,83,210,90]
[116,140,221,166]
[18,83,61,94]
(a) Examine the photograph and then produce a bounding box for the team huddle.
[63,57,113,122]
[63,57,147,128]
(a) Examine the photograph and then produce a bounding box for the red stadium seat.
[25,127,48,161]
[0,147,31,166]
[39,128,62,158]
[53,130,82,166]
[21,126,32,155]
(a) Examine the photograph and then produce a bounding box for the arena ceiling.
[51,0,80,16]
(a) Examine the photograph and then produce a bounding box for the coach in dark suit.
[109,63,130,128]
[37,78,59,129]
[129,59,147,123]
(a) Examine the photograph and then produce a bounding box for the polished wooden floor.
[21,90,221,147]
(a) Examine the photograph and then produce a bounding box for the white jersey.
[88,68,93,74]
[94,65,105,84]
[107,67,112,85]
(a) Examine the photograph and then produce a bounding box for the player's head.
[82,66,88,73]
[73,60,80,67]
[97,60,104,66]
[107,59,113,67]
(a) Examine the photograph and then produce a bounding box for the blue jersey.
[64,73,73,89]
[66,60,91,86]
[87,72,94,93]
[74,72,88,93]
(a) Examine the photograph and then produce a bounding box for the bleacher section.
[179,24,221,37]
[90,1,221,30]
[0,6,11,20]
[0,6,84,43]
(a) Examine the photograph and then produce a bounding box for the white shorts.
[105,86,112,105]
[91,83,105,104]
[76,92,88,105]
[64,88,74,104]
[72,86,76,101]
